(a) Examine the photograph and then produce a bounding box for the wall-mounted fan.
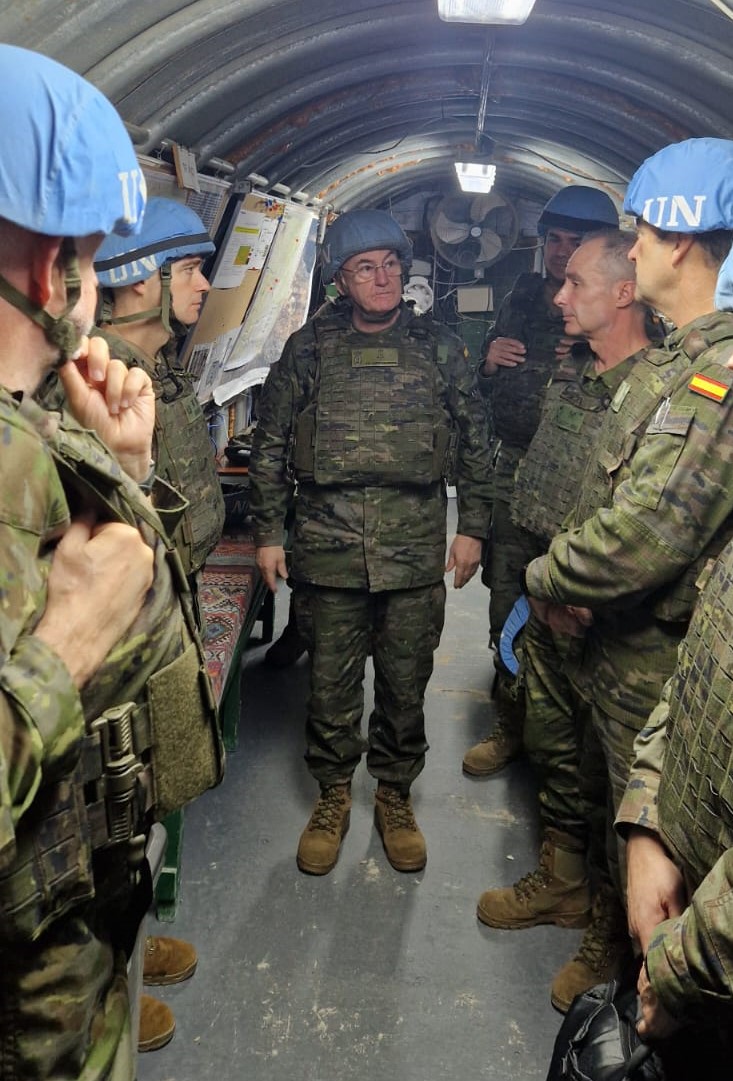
[429,192,519,270]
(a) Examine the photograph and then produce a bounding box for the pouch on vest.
[147,638,223,818]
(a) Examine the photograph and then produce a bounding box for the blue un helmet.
[95,197,215,335]
[624,138,733,232]
[0,45,146,359]
[320,209,413,283]
[537,185,619,236]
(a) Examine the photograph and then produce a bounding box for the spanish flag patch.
[688,373,730,402]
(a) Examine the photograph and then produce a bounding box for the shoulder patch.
[688,373,730,403]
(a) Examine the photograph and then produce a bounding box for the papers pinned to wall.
[212,196,284,288]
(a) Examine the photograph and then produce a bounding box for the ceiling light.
[438,0,536,25]
[455,162,497,193]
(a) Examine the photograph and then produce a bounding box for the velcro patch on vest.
[555,403,586,434]
[610,380,631,412]
[688,372,730,403]
[351,347,399,367]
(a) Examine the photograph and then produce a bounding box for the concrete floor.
[139,502,581,1081]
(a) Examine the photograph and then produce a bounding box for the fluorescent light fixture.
[455,162,497,193]
[438,0,536,24]
[246,172,269,188]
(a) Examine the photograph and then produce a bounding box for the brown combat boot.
[550,884,634,1013]
[143,935,198,986]
[477,829,591,929]
[138,994,175,1052]
[462,714,523,776]
[297,784,351,875]
[374,783,426,872]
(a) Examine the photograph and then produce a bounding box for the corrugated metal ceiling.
[1,0,731,214]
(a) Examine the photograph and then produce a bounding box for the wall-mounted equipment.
[429,192,519,270]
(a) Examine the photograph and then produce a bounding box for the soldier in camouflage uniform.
[37,197,225,1051]
[89,197,225,583]
[92,198,225,1050]
[249,209,493,876]
[0,47,223,1080]
[524,137,733,1006]
[477,230,657,1012]
[463,186,619,778]
[614,536,733,1065]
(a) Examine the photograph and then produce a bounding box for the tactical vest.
[510,351,608,544]
[0,406,223,943]
[574,325,733,623]
[657,548,733,887]
[487,274,570,449]
[94,330,225,576]
[291,309,456,486]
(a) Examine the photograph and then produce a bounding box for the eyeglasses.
[339,256,404,284]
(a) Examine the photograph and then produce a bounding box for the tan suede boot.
[476,828,591,929]
[297,784,351,875]
[138,994,175,1052]
[143,935,198,986]
[462,714,523,776]
[550,884,634,1013]
[463,675,524,776]
[374,783,426,871]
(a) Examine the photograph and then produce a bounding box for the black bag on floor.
[545,979,666,1081]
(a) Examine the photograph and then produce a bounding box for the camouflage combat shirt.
[525,311,733,721]
[0,388,193,868]
[616,537,733,1025]
[249,301,493,590]
[477,272,575,503]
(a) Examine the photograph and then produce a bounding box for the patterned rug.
[201,531,258,704]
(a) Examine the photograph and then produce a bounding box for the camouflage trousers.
[581,619,684,897]
[0,912,134,1081]
[522,613,609,882]
[293,581,446,788]
[481,498,543,677]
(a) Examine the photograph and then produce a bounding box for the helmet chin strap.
[103,264,187,341]
[0,237,82,363]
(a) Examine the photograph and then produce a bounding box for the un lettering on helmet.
[119,169,147,231]
[641,195,707,230]
[624,137,733,232]
[106,255,160,286]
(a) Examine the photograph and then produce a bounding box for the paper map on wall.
[212,201,284,288]
[213,202,318,406]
